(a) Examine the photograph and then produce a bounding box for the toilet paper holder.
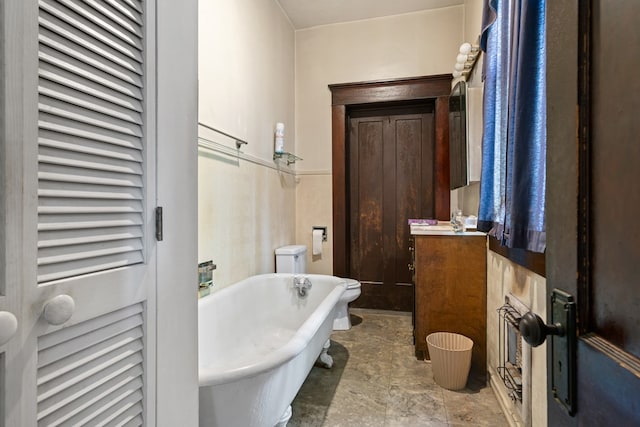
[312,226,327,242]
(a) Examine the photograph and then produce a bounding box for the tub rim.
[198,273,346,386]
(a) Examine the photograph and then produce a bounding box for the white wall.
[199,0,295,160]
[295,7,465,274]
[487,252,547,427]
[198,0,296,289]
[464,0,483,46]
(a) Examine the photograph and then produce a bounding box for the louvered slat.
[39,200,144,214]
[39,304,143,350]
[89,0,143,31]
[39,130,143,162]
[39,0,143,64]
[39,146,143,175]
[120,0,143,15]
[40,96,143,137]
[37,304,145,426]
[39,182,143,201]
[39,79,143,125]
[38,327,143,383]
[39,45,143,100]
[57,0,143,43]
[37,0,145,284]
[40,112,143,149]
[106,406,144,427]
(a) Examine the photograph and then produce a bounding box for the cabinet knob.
[43,294,75,325]
[0,311,18,346]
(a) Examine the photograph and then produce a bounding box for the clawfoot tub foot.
[316,339,333,368]
[274,405,292,427]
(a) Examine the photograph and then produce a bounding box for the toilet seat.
[344,278,361,290]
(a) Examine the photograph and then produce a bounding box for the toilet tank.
[275,245,307,273]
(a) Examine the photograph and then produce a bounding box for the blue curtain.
[477,0,546,253]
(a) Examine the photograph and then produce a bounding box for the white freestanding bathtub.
[198,273,346,427]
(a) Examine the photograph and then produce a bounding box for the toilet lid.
[343,278,361,290]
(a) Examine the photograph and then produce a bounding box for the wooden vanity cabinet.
[413,234,487,381]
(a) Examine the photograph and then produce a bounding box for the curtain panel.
[478,0,547,253]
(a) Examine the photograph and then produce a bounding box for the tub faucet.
[198,261,216,298]
[293,276,312,297]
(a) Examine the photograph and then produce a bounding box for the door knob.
[0,311,18,346]
[43,294,75,325]
[519,311,565,347]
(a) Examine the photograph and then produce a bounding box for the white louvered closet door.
[1,0,157,425]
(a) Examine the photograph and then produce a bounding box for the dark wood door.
[348,107,435,311]
[547,1,640,424]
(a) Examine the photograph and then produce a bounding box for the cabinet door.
[414,235,486,379]
[2,1,157,424]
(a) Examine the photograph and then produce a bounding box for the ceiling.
[277,0,464,30]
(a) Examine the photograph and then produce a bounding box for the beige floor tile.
[442,387,509,426]
[290,309,508,427]
[385,383,448,425]
[288,402,327,427]
[390,345,435,383]
[323,378,388,427]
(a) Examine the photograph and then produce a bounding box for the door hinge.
[155,206,163,241]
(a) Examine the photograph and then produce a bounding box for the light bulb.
[457,53,467,63]
[454,63,464,71]
[459,42,472,55]
[453,70,462,77]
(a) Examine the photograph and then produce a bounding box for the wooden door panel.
[576,336,640,425]
[589,0,640,357]
[350,118,385,284]
[394,116,434,286]
[382,115,397,290]
[349,108,435,311]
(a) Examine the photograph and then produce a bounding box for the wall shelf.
[273,151,302,165]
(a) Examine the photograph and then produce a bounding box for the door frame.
[329,75,452,277]
[155,1,199,425]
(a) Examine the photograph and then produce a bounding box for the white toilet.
[275,245,307,274]
[275,245,361,330]
[331,278,361,331]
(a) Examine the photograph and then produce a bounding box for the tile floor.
[289,308,508,427]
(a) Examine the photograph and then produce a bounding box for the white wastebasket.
[426,332,473,390]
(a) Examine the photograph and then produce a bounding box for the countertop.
[410,221,486,236]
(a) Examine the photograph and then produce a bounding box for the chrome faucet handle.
[293,275,304,288]
[293,276,312,297]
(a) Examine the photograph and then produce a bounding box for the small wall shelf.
[273,151,302,165]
